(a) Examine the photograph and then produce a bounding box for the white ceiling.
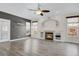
[0,3,79,20]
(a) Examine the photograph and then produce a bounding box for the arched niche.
[41,18,59,29]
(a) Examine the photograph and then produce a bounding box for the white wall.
[31,12,79,43]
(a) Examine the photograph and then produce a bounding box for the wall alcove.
[41,17,59,31]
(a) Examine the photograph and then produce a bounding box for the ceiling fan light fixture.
[36,10,42,15]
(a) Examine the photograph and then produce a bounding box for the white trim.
[0,36,79,44]
[10,37,29,42]
[0,37,30,43]
[31,37,79,44]
[0,40,10,42]
[61,40,79,44]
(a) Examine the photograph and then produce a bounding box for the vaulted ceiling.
[0,3,79,20]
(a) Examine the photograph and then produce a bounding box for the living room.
[0,2,79,56]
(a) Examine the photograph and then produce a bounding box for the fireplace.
[45,32,53,40]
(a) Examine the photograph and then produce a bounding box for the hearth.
[45,32,53,40]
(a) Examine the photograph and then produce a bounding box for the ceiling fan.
[28,3,50,16]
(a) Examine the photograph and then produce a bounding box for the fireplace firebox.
[45,32,53,40]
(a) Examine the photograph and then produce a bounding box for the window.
[26,22,31,36]
[67,18,78,23]
[31,21,38,34]
[67,17,79,37]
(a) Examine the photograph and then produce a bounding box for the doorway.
[0,18,10,42]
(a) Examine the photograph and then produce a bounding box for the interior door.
[0,19,10,42]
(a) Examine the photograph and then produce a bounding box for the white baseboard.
[10,37,28,41]
[0,37,79,44]
[0,37,30,43]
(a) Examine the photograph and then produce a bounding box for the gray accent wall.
[0,11,31,40]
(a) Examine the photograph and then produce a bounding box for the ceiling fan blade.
[40,13,43,16]
[42,10,50,12]
[28,9,37,11]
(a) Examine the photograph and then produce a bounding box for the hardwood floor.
[0,38,79,56]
